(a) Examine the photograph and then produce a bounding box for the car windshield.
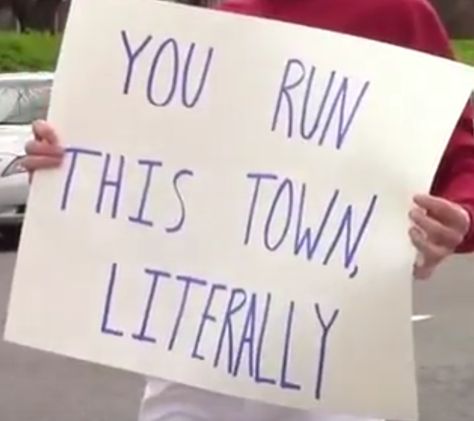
[0,78,52,125]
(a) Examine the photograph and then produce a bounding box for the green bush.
[0,32,471,73]
[453,40,474,66]
[0,31,61,72]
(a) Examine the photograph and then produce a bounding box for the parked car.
[0,72,53,242]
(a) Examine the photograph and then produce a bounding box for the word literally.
[121,30,214,108]
[244,173,378,278]
[60,147,194,232]
[101,261,340,400]
[272,59,370,149]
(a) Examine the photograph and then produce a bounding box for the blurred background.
[0,1,472,421]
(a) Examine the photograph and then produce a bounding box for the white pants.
[138,378,383,421]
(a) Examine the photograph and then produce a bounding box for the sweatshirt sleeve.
[435,102,474,253]
[402,0,474,253]
[216,0,251,13]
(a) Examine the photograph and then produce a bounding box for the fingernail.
[415,253,425,267]
[411,225,428,240]
[410,226,420,238]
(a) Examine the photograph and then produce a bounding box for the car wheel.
[1,226,22,249]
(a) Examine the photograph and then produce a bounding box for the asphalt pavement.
[0,240,473,421]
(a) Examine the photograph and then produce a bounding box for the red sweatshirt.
[218,0,474,252]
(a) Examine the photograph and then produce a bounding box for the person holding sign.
[22,0,474,420]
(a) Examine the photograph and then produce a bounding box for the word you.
[120,30,213,108]
[101,260,340,399]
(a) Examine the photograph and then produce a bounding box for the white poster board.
[5,0,474,419]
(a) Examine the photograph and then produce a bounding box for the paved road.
[0,248,142,421]
[1,244,473,421]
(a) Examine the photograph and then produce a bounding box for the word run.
[101,261,340,400]
[271,59,371,149]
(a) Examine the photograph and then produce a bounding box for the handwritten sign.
[5,0,474,419]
